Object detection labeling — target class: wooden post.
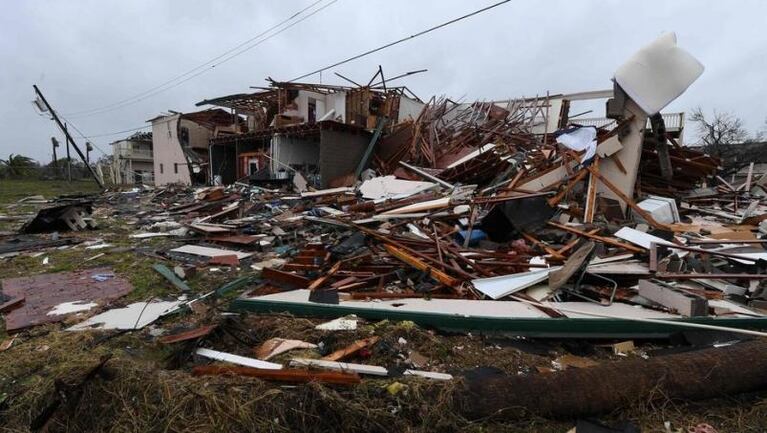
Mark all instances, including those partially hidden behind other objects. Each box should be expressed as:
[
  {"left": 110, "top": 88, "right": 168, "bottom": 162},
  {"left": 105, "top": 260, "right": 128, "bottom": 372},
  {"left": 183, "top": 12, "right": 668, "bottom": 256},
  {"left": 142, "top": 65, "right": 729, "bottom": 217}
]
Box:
[
  {"left": 50, "top": 137, "right": 58, "bottom": 169},
  {"left": 64, "top": 124, "right": 72, "bottom": 182}
]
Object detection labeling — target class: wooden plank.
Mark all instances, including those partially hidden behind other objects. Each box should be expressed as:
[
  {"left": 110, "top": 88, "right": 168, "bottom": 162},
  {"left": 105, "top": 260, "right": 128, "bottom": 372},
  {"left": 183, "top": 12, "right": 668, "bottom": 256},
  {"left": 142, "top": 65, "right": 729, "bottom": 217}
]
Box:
[
  {"left": 192, "top": 365, "right": 360, "bottom": 385},
  {"left": 159, "top": 325, "right": 217, "bottom": 344},
  {"left": 308, "top": 262, "right": 341, "bottom": 291},
  {"left": 547, "top": 168, "right": 588, "bottom": 207},
  {"left": 207, "top": 235, "right": 263, "bottom": 245},
  {"left": 383, "top": 244, "right": 461, "bottom": 289},
  {"left": 403, "top": 370, "right": 453, "bottom": 380},
  {"left": 195, "top": 348, "right": 282, "bottom": 370},
  {"left": 547, "top": 222, "right": 644, "bottom": 254},
  {"left": 588, "top": 165, "right": 668, "bottom": 230},
  {"left": 0, "top": 296, "right": 25, "bottom": 313},
  {"left": 556, "top": 229, "right": 600, "bottom": 256},
  {"left": 584, "top": 159, "right": 599, "bottom": 223},
  {"left": 188, "top": 223, "right": 236, "bottom": 234},
  {"left": 745, "top": 162, "right": 755, "bottom": 191},
  {"left": 289, "top": 358, "right": 388, "bottom": 376},
  {"left": 262, "top": 267, "right": 311, "bottom": 289},
  {"left": 322, "top": 336, "right": 380, "bottom": 362},
  {"left": 521, "top": 232, "right": 565, "bottom": 260}
]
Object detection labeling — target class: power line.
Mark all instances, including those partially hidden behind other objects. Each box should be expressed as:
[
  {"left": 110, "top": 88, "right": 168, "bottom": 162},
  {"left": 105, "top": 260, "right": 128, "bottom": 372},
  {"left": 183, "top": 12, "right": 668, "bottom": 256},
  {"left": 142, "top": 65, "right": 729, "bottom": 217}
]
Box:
[
  {"left": 79, "top": 114, "right": 182, "bottom": 139},
  {"left": 80, "top": 124, "right": 152, "bottom": 139},
  {"left": 59, "top": 1, "right": 508, "bottom": 141},
  {"left": 64, "top": 0, "right": 335, "bottom": 119},
  {"left": 289, "top": 0, "right": 511, "bottom": 82},
  {"left": 64, "top": 0, "right": 327, "bottom": 117},
  {"left": 57, "top": 113, "right": 110, "bottom": 156}
]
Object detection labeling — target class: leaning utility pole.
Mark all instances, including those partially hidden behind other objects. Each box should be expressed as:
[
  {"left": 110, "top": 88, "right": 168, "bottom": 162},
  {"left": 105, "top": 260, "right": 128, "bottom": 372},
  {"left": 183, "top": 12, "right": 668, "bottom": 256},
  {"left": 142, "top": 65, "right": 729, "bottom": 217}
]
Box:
[
  {"left": 33, "top": 85, "right": 103, "bottom": 188},
  {"left": 50, "top": 137, "right": 58, "bottom": 168},
  {"left": 64, "top": 123, "right": 72, "bottom": 182}
]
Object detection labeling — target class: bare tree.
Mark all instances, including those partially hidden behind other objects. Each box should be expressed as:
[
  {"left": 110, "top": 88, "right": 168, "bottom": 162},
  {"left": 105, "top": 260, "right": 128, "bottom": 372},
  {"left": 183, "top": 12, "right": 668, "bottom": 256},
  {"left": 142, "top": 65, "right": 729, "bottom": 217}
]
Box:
[
  {"left": 689, "top": 107, "right": 748, "bottom": 158},
  {"left": 757, "top": 117, "right": 767, "bottom": 141}
]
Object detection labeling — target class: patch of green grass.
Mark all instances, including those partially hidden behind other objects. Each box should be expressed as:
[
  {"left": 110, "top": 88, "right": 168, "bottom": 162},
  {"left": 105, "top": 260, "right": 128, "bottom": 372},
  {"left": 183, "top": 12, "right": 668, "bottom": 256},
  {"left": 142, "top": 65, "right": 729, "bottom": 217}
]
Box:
[
  {"left": 0, "top": 179, "right": 101, "bottom": 205},
  {"left": 113, "top": 252, "right": 175, "bottom": 302}
]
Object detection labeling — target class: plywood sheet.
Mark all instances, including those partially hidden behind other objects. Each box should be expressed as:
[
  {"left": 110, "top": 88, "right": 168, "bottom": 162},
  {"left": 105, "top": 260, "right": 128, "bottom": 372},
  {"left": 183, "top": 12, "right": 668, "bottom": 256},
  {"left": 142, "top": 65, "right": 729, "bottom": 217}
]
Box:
[{"left": 0, "top": 267, "right": 132, "bottom": 331}]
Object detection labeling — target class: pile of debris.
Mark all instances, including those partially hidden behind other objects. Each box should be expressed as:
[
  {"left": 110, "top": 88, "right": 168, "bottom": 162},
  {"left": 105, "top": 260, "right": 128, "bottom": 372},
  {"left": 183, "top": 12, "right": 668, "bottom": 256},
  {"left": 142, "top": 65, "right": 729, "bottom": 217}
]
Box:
[{"left": 2, "top": 32, "right": 767, "bottom": 431}]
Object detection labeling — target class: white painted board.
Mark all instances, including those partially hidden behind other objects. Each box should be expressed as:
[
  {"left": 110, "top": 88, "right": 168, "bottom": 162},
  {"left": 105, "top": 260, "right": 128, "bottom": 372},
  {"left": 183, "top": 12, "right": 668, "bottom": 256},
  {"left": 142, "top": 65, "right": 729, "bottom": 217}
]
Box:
[
  {"left": 170, "top": 245, "right": 253, "bottom": 260},
  {"left": 472, "top": 268, "right": 560, "bottom": 300},
  {"left": 196, "top": 348, "right": 283, "bottom": 370},
  {"left": 289, "top": 358, "right": 388, "bottom": 376}
]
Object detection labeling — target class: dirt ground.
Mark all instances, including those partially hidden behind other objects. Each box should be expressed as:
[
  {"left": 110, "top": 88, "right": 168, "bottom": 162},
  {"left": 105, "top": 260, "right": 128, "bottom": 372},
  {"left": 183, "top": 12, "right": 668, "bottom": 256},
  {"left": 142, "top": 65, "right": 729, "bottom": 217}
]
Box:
[{"left": 1, "top": 180, "right": 766, "bottom": 433}]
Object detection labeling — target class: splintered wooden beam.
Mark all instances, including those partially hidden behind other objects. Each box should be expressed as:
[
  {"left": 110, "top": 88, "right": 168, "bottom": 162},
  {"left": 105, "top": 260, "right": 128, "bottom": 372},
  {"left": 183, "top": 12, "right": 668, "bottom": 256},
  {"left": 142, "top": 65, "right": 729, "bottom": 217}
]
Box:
[
  {"left": 584, "top": 159, "right": 600, "bottom": 223},
  {"left": 159, "top": 325, "right": 217, "bottom": 344},
  {"left": 355, "top": 224, "right": 475, "bottom": 281},
  {"left": 587, "top": 165, "right": 668, "bottom": 230},
  {"left": 383, "top": 244, "right": 463, "bottom": 291},
  {"left": 547, "top": 222, "right": 644, "bottom": 254},
  {"left": 521, "top": 232, "right": 565, "bottom": 260},
  {"left": 716, "top": 175, "right": 736, "bottom": 192},
  {"left": 548, "top": 167, "right": 588, "bottom": 207},
  {"left": 501, "top": 168, "right": 527, "bottom": 192},
  {"left": 191, "top": 366, "right": 361, "bottom": 385},
  {"left": 744, "top": 162, "right": 755, "bottom": 191},
  {"left": 322, "top": 336, "right": 380, "bottom": 362},
  {"left": 308, "top": 261, "right": 341, "bottom": 291},
  {"left": 556, "top": 229, "right": 600, "bottom": 256},
  {"left": 262, "top": 267, "right": 311, "bottom": 289}
]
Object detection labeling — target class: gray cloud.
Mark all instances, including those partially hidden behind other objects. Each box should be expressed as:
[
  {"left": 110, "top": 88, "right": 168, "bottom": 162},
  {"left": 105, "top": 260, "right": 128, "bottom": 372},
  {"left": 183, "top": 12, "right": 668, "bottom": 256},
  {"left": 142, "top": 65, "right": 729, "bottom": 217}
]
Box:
[{"left": 1, "top": 0, "right": 766, "bottom": 163}]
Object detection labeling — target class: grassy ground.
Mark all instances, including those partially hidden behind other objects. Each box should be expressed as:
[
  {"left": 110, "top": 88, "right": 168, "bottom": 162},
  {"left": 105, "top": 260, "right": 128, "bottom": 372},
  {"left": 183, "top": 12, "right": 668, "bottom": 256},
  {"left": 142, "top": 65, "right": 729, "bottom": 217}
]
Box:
[
  {"left": 0, "top": 179, "right": 101, "bottom": 203},
  {"left": 1, "top": 180, "right": 766, "bottom": 432}
]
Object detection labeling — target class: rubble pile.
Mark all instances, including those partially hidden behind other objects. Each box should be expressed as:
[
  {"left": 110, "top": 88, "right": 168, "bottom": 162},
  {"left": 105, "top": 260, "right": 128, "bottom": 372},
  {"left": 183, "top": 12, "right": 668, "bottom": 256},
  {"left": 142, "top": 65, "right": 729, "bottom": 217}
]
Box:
[{"left": 2, "top": 32, "right": 767, "bottom": 431}]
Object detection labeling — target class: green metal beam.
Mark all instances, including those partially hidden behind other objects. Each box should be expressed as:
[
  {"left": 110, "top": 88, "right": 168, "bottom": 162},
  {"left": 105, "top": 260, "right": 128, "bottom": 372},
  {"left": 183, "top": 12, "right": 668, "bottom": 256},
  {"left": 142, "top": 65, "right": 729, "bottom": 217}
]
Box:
[
  {"left": 229, "top": 297, "right": 767, "bottom": 339},
  {"left": 152, "top": 264, "right": 191, "bottom": 292},
  {"left": 216, "top": 276, "right": 254, "bottom": 297},
  {"left": 354, "top": 117, "right": 388, "bottom": 178}
]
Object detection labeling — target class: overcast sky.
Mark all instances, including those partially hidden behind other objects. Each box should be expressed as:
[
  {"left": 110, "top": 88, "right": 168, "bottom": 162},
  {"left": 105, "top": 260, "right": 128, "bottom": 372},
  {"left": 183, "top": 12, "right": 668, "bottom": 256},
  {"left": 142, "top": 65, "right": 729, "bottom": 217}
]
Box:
[{"left": 1, "top": 0, "right": 766, "bottom": 163}]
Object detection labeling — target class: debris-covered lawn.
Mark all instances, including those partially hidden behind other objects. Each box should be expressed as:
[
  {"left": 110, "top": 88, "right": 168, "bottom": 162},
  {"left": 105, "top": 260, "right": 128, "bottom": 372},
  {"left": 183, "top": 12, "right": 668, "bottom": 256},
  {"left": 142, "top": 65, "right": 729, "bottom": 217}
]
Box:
[{"left": 1, "top": 176, "right": 766, "bottom": 433}]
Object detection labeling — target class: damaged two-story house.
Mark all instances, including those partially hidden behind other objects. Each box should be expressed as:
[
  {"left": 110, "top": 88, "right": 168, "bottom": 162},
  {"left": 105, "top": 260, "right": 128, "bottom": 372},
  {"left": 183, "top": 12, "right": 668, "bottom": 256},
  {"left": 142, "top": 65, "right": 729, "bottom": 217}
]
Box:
[
  {"left": 196, "top": 79, "right": 424, "bottom": 187},
  {"left": 110, "top": 131, "right": 154, "bottom": 185},
  {"left": 148, "top": 109, "right": 244, "bottom": 186}
]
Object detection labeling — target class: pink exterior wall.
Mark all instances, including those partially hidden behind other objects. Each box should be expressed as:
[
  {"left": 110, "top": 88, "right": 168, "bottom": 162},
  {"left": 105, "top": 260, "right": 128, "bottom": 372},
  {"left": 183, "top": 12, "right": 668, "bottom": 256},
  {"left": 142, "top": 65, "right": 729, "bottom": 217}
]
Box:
[{"left": 151, "top": 114, "right": 192, "bottom": 185}]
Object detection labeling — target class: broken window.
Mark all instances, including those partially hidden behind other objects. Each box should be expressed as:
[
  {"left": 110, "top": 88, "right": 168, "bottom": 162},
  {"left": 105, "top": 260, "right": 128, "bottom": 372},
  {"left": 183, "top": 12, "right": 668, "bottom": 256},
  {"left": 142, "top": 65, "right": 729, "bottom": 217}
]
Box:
[
  {"left": 308, "top": 98, "right": 317, "bottom": 124},
  {"left": 179, "top": 126, "right": 190, "bottom": 147}
]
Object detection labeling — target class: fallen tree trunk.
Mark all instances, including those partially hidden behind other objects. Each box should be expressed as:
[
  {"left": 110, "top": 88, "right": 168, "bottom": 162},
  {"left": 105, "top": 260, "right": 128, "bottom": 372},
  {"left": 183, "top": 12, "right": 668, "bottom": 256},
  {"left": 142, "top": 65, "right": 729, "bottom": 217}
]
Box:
[{"left": 458, "top": 339, "right": 767, "bottom": 419}]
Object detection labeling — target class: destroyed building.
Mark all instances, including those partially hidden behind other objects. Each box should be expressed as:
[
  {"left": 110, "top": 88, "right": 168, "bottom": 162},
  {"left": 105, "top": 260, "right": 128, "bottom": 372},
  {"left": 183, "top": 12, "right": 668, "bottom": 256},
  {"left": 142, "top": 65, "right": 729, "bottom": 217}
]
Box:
[
  {"left": 197, "top": 80, "right": 424, "bottom": 187},
  {"left": 5, "top": 31, "right": 767, "bottom": 432}
]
